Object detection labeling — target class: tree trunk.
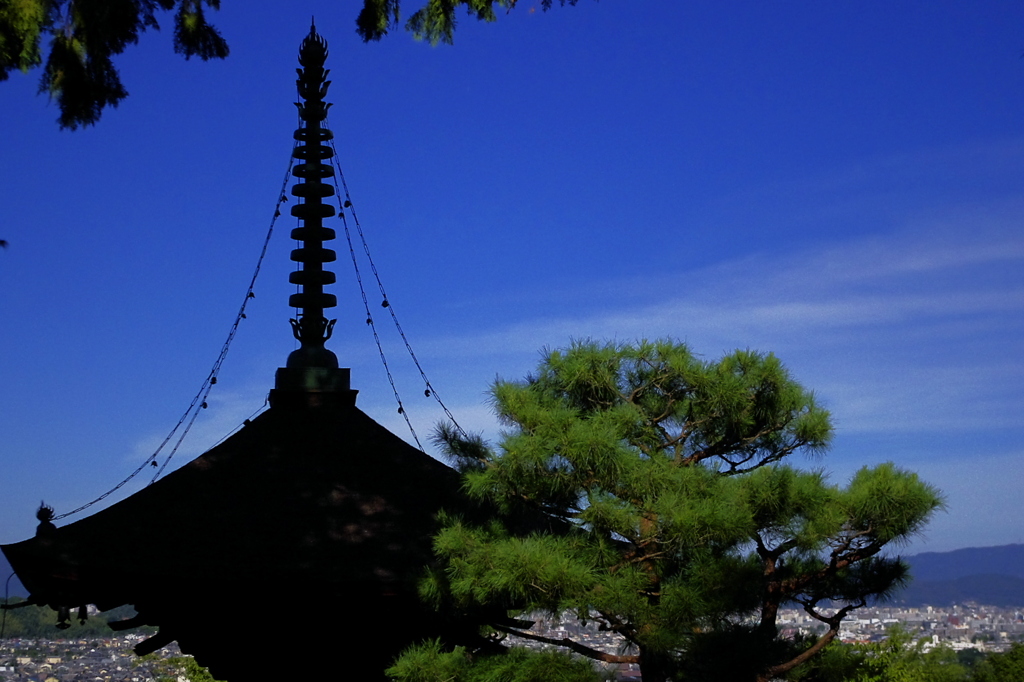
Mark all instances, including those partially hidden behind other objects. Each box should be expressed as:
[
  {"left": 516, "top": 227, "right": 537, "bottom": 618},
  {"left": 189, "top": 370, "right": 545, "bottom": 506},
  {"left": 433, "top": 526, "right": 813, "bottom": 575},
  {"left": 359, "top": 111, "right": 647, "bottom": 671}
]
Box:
[{"left": 638, "top": 648, "right": 671, "bottom": 682}]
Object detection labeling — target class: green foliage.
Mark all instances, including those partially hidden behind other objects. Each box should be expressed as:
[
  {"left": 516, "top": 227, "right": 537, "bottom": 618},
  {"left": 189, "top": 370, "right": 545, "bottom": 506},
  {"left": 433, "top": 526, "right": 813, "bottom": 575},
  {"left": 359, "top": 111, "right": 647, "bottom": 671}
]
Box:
[
  {"left": 794, "top": 625, "right": 970, "bottom": 682},
  {"left": 971, "top": 643, "right": 1024, "bottom": 682},
  {"left": 3, "top": 0, "right": 585, "bottom": 128},
  {"left": 166, "top": 655, "right": 225, "bottom": 682},
  {"left": 0, "top": 598, "right": 154, "bottom": 638},
  {"left": 138, "top": 654, "right": 223, "bottom": 682},
  {"left": 1, "top": 0, "right": 227, "bottom": 128},
  {"left": 0, "top": 0, "right": 46, "bottom": 79},
  {"left": 387, "top": 639, "right": 604, "bottom": 682},
  {"left": 357, "top": 0, "right": 584, "bottom": 45},
  {"left": 956, "top": 647, "right": 986, "bottom": 669},
  {"left": 406, "top": 340, "right": 944, "bottom": 682}
]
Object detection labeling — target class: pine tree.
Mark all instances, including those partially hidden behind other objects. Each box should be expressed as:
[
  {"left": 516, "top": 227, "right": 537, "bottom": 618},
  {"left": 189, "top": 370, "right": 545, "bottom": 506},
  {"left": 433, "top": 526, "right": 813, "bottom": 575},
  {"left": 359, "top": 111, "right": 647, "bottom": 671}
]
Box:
[{"left": 392, "top": 340, "right": 944, "bottom": 682}]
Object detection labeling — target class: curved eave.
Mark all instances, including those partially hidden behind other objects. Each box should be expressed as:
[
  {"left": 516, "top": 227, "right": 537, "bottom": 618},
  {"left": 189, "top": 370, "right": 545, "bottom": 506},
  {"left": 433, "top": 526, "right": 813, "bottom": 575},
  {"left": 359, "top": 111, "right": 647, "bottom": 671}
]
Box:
[{"left": 1, "top": 402, "right": 464, "bottom": 612}]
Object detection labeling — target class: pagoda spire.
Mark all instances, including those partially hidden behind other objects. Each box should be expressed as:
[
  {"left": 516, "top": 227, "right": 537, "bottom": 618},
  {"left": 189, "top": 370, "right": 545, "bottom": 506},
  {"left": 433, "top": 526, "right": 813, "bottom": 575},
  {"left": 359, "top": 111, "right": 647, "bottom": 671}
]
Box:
[
  {"left": 273, "top": 22, "right": 355, "bottom": 406},
  {"left": 287, "top": 20, "right": 339, "bottom": 369}
]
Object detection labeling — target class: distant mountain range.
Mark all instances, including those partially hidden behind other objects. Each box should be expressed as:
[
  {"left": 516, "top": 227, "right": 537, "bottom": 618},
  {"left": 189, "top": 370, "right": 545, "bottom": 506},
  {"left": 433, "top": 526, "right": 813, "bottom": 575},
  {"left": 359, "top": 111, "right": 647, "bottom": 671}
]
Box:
[
  {"left": 905, "top": 544, "right": 1024, "bottom": 581},
  {"left": 890, "top": 544, "right": 1024, "bottom": 607},
  {"left": 3, "top": 544, "right": 1023, "bottom": 607}
]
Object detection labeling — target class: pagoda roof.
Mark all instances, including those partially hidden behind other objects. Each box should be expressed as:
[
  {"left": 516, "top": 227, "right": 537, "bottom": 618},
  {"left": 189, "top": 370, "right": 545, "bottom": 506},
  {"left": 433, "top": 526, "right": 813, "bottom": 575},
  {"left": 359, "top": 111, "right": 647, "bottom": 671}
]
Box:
[{"left": 3, "top": 399, "right": 463, "bottom": 613}]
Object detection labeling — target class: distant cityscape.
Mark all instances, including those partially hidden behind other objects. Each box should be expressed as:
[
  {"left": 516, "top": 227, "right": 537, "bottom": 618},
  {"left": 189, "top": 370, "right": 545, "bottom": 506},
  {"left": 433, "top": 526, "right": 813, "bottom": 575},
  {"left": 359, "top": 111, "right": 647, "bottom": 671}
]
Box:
[
  {"left": 0, "top": 635, "right": 187, "bottom": 681},
  {"left": 518, "top": 603, "right": 1024, "bottom": 655},
  {"left": 2, "top": 544, "right": 1023, "bottom": 680},
  {"left": 1, "top": 601, "right": 1023, "bottom": 681},
  {"left": 511, "top": 603, "right": 1024, "bottom": 681}
]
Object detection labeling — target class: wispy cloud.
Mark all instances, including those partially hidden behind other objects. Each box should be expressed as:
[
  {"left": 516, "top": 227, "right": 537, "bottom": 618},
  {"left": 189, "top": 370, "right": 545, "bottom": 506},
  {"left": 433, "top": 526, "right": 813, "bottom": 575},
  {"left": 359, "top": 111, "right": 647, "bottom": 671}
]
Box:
[
  {"left": 886, "top": 448, "right": 1024, "bottom": 553},
  {"left": 127, "top": 385, "right": 269, "bottom": 480},
  {"left": 373, "top": 210, "right": 1022, "bottom": 553},
  {"left": 404, "top": 214, "right": 1024, "bottom": 441}
]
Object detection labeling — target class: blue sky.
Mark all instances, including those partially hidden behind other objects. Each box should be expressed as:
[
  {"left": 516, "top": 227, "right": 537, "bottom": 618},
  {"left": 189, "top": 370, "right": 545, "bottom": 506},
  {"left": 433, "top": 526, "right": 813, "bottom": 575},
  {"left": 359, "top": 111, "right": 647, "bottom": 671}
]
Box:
[{"left": 1, "top": 1, "right": 1022, "bottom": 554}]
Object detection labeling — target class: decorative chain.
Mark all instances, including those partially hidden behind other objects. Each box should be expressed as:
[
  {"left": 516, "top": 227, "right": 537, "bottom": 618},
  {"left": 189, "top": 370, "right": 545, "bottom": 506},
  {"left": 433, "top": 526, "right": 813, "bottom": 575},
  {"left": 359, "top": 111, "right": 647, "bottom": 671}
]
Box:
[
  {"left": 51, "top": 144, "right": 297, "bottom": 521},
  {"left": 325, "top": 118, "right": 467, "bottom": 444}
]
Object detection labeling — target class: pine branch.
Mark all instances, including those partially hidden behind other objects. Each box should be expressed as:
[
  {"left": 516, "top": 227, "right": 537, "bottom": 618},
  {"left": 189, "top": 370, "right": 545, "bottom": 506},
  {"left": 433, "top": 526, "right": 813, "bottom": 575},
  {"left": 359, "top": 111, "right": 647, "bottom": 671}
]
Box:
[
  {"left": 759, "top": 621, "right": 843, "bottom": 682},
  {"left": 593, "top": 609, "right": 639, "bottom": 643},
  {"left": 493, "top": 624, "right": 638, "bottom": 664}
]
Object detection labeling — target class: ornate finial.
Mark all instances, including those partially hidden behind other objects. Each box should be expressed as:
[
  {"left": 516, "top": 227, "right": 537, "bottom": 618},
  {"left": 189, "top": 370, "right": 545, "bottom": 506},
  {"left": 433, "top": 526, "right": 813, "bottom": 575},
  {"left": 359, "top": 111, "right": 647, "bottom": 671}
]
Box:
[
  {"left": 286, "top": 24, "right": 338, "bottom": 370},
  {"left": 272, "top": 27, "right": 357, "bottom": 407},
  {"left": 36, "top": 501, "right": 56, "bottom": 536},
  {"left": 36, "top": 502, "right": 54, "bottom": 523},
  {"left": 299, "top": 18, "right": 328, "bottom": 70}
]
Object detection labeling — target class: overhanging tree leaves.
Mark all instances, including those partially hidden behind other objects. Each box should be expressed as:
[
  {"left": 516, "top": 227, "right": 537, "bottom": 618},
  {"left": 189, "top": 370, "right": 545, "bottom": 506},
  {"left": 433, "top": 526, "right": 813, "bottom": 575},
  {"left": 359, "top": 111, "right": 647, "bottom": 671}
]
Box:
[
  {"left": 2, "top": 0, "right": 582, "bottom": 129},
  {"left": 392, "top": 340, "right": 944, "bottom": 682},
  {"left": 1, "top": 0, "right": 228, "bottom": 129},
  {"left": 356, "top": 0, "right": 581, "bottom": 45}
]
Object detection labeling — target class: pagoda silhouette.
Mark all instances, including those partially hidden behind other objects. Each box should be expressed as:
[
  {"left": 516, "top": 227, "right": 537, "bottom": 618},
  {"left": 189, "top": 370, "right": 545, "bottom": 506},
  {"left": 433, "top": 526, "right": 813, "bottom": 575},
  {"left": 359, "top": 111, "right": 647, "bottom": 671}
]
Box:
[{"left": 2, "top": 25, "right": 480, "bottom": 681}]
